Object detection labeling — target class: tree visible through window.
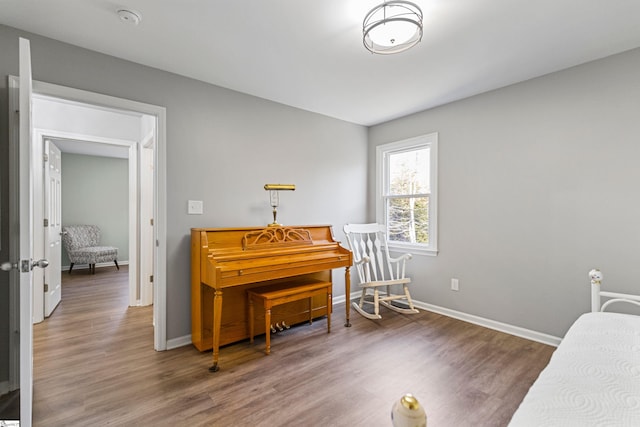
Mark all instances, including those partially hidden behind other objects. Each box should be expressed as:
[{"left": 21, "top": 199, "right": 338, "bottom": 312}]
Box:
[
  {"left": 377, "top": 133, "right": 438, "bottom": 255},
  {"left": 387, "top": 148, "right": 430, "bottom": 244}
]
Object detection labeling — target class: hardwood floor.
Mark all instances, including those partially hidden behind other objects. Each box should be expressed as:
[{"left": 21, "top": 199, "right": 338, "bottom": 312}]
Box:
[{"left": 33, "top": 267, "right": 554, "bottom": 426}]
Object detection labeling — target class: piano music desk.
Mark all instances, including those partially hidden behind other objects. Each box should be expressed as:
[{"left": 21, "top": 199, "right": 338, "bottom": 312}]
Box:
[{"left": 248, "top": 279, "right": 332, "bottom": 355}]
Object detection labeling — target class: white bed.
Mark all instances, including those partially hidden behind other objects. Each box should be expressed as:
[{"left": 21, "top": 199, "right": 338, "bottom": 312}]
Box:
[{"left": 508, "top": 269, "right": 640, "bottom": 427}]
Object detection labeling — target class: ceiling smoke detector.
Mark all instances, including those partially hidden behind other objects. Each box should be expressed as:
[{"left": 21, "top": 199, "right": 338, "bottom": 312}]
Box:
[{"left": 117, "top": 9, "right": 142, "bottom": 25}]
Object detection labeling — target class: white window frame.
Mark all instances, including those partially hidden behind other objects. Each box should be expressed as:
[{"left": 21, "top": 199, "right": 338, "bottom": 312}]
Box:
[{"left": 376, "top": 132, "right": 438, "bottom": 256}]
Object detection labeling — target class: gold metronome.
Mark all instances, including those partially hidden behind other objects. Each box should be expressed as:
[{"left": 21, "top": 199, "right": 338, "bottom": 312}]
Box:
[{"left": 264, "top": 184, "right": 295, "bottom": 226}]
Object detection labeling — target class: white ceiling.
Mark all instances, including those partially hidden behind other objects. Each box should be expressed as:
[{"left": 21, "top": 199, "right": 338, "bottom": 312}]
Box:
[{"left": 2, "top": 0, "right": 640, "bottom": 126}]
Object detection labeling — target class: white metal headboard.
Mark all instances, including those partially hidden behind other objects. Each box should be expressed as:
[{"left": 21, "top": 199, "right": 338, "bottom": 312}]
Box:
[{"left": 589, "top": 269, "right": 640, "bottom": 312}]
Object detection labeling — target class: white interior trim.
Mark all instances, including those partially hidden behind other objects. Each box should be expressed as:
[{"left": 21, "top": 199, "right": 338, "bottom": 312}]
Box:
[
  {"left": 413, "top": 300, "right": 562, "bottom": 347},
  {"left": 31, "top": 129, "right": 140, "bottom": 314},
  {"left": 29, "top": 80, "right": 168, "bottom": 351},
  {"left": 127, "top": 142, "right": 138, "bottom": 307},
  {"left": 341, "top": 290, "right": 562, "bottom": 347},
  {"left": 168, "top": 290, "right": 562, "bottom": 350}
]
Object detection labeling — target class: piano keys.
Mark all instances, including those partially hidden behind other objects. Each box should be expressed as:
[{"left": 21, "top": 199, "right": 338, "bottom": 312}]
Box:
[{"left": 191, "top": 225, "right": 352, "bottom": 372}]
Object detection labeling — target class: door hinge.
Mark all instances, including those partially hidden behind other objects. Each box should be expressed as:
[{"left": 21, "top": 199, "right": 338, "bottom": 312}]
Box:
[
  {"left": 150, "top": 218, "right": 154, "bottom": 226},
  {"left": 44, "top": 218, "right": 49, "bottom": 227},
  {"left": 44, "top": 283, "right": 49, "bottom": 292},
  {"left": 150, "top": 275, "right": 154, "bottom": 283},
  {"left": 43, "top": 153, "right": 49, "bottom": 162}
]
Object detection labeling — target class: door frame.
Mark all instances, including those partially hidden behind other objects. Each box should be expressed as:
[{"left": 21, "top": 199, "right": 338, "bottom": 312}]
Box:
[
  {"left": 32, "top": 129, "right": 140, "bottom": 321},
  {"left": 9, "top": 76, "right": 168, "bottom": 353}
]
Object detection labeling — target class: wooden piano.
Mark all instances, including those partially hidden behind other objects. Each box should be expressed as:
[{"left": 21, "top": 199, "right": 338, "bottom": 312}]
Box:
[{"left": 191, "top": 225, "right": 352, "bottom": 372}]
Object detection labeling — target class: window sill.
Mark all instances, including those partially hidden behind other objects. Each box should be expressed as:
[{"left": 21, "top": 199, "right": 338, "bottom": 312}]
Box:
[{"left": 388, "top": 242, "right": 438, "bottom": 257}]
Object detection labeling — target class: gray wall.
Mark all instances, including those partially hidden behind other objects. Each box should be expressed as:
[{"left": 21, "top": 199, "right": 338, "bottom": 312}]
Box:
[
  {"left": 369, "top": 47, "right": 640, "bottom": 337},
  {"left": 61, "top": 153, "right": 129, "bottom": 267},
  {"left": 0, "top": 22, "right": 368, "bottom": 360},
  {"left": 2, "top": 22, "right": 638, "bottom": 379}
]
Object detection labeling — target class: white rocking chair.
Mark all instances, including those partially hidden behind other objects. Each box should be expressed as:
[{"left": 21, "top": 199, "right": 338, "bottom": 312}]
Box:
[{"left": 343, "top": 223, "right": 419, "bottom": 320}]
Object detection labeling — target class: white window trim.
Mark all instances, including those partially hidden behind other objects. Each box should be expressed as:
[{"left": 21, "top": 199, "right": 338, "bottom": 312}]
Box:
[{"left": 376, "top": 132, "right": 438, "bottom": 256}]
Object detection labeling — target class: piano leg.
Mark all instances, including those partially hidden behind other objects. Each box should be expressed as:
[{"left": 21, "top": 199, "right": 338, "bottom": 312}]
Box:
[
  {"left": 344, "top": 266, "right": 352, "bottom": 327},
  {"left": 327, "top": 291, "right": 332, "bottom": 333},
  {"left": 249, "top": 297, "right": 255, "bottom": 343},
  {"left": 209, "top": 289, "right": 223, "bottom": 372},
  {"left": 265, "top": 307, "right": 272, "bottom": 355}
]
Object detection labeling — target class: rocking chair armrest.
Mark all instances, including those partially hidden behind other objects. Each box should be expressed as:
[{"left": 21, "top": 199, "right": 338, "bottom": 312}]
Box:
[
  {"left": 354, "top": 255, "right": 371, "bottom": 266},
  {"left": 388, "top": 253, "right": 412, "bottom": 263}
]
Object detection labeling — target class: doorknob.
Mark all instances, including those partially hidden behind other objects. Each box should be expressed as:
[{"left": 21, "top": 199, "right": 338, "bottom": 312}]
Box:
[
  {"left": 32, "top": 259, "right": 49, "bottom": 270},
  {"left": 1, "top": 261, "right": 17, "bottom": 271},
  {"left": 1, "top": 259, "right": 49, "bottom": 272}
]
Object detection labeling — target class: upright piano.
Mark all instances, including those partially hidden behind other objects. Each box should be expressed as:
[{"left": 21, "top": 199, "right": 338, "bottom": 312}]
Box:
[{"left": 191, "top": 225, "right": 352, "bottom": 371}]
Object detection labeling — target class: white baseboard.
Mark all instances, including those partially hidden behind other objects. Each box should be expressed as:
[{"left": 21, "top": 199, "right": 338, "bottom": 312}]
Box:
[
  {"left": 411, "top": 300, "right": 561, "bottom": 347},
  {"left": 342, "top": 290, "right": 561, "bottom": 347},
  {"left": 331, "top": 293, "right": 349, "bottom": 306},
  {"left": 166, "top": 334, "right": 192, "bottom": 350},
  {"left": 167, "top": 293, "right": 359, "bottom": 350},
  {"left": 165, "top": 291, "right": 561, "bottom": 351}
]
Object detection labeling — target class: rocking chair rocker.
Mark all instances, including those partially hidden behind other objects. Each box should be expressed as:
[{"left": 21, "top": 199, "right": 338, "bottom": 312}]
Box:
[{"left": 343, "top": 223, "right": 419, "bottom": 320}]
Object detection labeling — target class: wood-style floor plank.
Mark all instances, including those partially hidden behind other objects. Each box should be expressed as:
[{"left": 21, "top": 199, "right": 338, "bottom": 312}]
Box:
[{"left": 33, "top": 266, "right": 554, "bottom": 426}]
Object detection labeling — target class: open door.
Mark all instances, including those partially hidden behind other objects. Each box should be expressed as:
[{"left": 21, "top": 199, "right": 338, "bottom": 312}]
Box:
[
  {"left": 16, "top": 35, "right": 36, "bottom": 427},
  {"left": 44, "top": 139, "right": 62, "bottom": 316},
  {"left": 2, "top": 37, "right": 49, "bottom": 427},
  {"left": 140, "top": 144, "right": 154, "bottom": 306}
]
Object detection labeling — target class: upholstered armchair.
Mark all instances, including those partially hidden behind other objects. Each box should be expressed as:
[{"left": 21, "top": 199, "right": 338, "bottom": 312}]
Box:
[{"left": 61, "top": 225, "right": 119, "bottom": 274}]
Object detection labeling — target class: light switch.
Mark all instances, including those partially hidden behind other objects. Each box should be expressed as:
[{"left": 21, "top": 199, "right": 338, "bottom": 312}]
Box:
[{"left": 188, "top": 200, "right": 203, "bottom": 215}]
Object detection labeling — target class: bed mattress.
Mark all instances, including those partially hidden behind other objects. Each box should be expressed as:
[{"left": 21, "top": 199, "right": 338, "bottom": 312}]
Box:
[{"left": 509, "top": 312, "right": 640, "bottom": 426}]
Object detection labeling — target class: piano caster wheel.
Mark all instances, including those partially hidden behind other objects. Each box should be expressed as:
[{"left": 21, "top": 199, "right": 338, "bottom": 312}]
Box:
[
  {"left": 282, "top": 321, "right": 290, "bottom": 330},
  {"left": 209, "top": 363, "right": 220, "bottom": 373},
  {"left": 276, "top": 322, "right": 284, "bottom": 332},
  {"left": 270, "top": 324, "right": 277, "bottom": 334},
  {"left": 345, "top": 321, "right": 352, "bottom": 327}
]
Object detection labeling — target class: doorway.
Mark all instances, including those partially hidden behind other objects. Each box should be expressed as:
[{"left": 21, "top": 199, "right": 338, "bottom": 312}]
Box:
[
  {"left": 26, "top": 80, "right": 167, "bottom": 350},
  {"left": 6, "top": 62, "right": 167, "bottom": 425},
  {"left": 31, "top": 130, "right": 147, "bottom": 321}
]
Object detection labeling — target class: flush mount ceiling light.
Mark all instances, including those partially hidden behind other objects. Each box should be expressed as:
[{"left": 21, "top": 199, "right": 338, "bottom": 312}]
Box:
[
  {"left": 363, "top": 1, "right": 423, "bottom": 55},
  {"left": 117, "top": 8, "right": 142, "bottom": 26}
]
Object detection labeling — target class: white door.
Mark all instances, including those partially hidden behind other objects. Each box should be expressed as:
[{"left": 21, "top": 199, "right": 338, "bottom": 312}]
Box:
[
  {"left": 17, "top": 36, "right": 35, "bottom": 427},
  {"left": 44, "top": 140, "right": 62, "bottom": 316},
  {"left": 1, "top": 36, "right": 49, "bottom": 427},
  {"left": 140, "top": 145, "right": 154, "bottom": 306},
  {"left": 3, "top": 36, "right": 48, "bottom": 427}
]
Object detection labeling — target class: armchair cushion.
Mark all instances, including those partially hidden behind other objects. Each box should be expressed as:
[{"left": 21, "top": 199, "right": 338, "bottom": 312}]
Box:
[{"left": 62, "top": 225, "right": 119, "bottom": 272}]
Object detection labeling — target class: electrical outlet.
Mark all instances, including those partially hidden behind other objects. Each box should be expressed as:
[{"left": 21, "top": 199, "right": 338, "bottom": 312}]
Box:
[{"left": 451, "top": 278, "right": 459, "bottom": 291}]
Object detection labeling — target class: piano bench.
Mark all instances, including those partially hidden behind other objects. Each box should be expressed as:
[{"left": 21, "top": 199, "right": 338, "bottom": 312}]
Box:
[{"left": 247, "top": 280, "right": 332, "bottom": 355}]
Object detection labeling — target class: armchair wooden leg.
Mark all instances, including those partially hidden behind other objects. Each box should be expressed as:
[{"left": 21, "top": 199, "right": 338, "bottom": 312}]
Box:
[
  {"left": 68, "top": 263, "right": 74, "bottom": 274},
  {"left": 114, "top": 260, "right": 120, "bottom": 270}
]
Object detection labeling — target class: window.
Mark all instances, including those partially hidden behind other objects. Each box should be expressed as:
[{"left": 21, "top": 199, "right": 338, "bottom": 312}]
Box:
[{"left": 376, "top": 133, "right": 438, "bottom": 255}]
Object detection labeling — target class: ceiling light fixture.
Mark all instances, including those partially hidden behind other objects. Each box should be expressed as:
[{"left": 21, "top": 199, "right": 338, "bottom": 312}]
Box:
[
  {"left": 117, "top": 9, "right": 142, "bottom": 26},
  {"left": 363, "top": 1, "right": 423, "bottom": 55}
]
